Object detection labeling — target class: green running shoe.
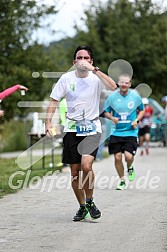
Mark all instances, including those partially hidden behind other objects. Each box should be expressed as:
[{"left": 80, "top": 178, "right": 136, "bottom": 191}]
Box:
[
  {"left": 73, "top": 206, "right": 89, "bottom": 221},
  {"left": 128, "top": 168, "right": 135, "bottom": 181},
  {"left": 116, "top": 180, "right": 126, "bottom": 190}
]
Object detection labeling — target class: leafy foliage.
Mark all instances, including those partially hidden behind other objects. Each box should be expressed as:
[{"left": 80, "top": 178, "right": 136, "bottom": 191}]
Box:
[
  {"left": 0, "top": 0, "right": 58, "bottom": 120},
  {"left": 1, "top": 0, "right": 167, "bottom": 122},
  {"left": 0, "top": 120, "right": 27, "bottom": 151},
  {"left": 72, "top": 0, "right": 167, "bottom": 101}
]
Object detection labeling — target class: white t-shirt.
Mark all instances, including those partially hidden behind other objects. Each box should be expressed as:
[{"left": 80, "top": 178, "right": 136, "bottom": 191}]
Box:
[{"left": 50, "top": 71, "right": 105, "bottom": 132}]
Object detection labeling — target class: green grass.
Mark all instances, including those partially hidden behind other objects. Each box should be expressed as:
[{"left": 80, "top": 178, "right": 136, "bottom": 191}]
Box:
[
  {"left": 0, "top": 154, "right": 62, "bottom": 198},
  {"left": 0, "top": 149, "right": 109, "bottom": 199}
]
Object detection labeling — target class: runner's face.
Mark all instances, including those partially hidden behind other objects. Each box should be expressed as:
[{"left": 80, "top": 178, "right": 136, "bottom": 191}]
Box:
[
  {"left": 118, "top": 76, "right": 131, "bottom": 92},
  {"left": 73, "top": 50, "right": 93, "bottom": 64}
]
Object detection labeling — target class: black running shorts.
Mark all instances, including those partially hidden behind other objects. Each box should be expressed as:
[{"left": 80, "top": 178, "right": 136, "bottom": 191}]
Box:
[
  {"left": 138, "top": 126, "right": 150, "bottom": 137},
  {"left": 108, "top": 135, "right": 138, "bottom": 156},
  {"left": 62, "top": 132, "right": 101, "bottom": 164}
]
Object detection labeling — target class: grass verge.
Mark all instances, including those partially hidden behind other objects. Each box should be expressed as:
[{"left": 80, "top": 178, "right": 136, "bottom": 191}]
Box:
[
  {"left": 0, "top": 150, "right": 109, "bottom": 199},
  {"left": 0, "top": 154, "right": 62, "bottom": 198}
]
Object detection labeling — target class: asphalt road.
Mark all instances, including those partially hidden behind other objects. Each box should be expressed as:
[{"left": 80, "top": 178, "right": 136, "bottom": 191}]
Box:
[{"left": 0, "top": 146, "right": 167, "bottom": 252}]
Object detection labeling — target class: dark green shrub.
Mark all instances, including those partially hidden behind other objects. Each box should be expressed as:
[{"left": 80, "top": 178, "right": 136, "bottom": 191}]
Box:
[{"left": 0, "top": 120, "right": 28, "bottom": 152}]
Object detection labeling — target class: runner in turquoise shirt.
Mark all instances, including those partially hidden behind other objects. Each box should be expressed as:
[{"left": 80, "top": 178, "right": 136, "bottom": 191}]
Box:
[
  {"left": 104, "top": 87, "right": 144, "bottom": 137},
  {"left": 104, "top": 74, "right": 145, "bottom": 190}
]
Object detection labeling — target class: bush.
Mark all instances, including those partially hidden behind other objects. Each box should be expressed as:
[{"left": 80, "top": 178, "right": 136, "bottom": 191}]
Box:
[{"left": 0, "top": 120, "right": 28, "bottom": 152}]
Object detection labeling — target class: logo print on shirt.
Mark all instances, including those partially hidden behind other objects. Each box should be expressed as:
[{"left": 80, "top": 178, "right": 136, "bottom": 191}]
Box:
[
  {"left": 128, "top": 101, "right": 134, "bottom": 109},
  {"left": 70, "top": 83, "right": 75, "bottom": 91}
]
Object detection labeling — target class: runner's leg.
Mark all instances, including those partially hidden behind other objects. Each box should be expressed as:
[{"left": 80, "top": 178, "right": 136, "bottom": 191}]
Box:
[{"left": 70, "top": 163, "right": 85, "bottom": 205}]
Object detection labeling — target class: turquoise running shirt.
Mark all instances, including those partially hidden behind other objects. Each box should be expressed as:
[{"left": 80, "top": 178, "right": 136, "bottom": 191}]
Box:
[{"left": 104, "top": 89, "right": 144, "bottom": 137}]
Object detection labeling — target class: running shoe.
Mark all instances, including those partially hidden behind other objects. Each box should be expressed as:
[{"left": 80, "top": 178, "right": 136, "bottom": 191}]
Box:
[
  {"left": 73, "top": 206, "right": 89, "bottom": 221},
  {"left": 128, "top": 168, "right": 135, "bottom": 181},
  {"left": 86, "top": 201, "right": 101, "bottom": 219},
  {"left": 116, "top": 180, "right": 126, "bottom": 190}
]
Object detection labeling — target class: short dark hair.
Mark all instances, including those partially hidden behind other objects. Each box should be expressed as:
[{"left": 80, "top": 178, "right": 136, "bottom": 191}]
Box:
[{"left": 73, "top": 45, "right": 93, "bottom": 60}]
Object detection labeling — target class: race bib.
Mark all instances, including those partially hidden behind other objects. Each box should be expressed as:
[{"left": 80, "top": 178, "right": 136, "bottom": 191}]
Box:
[
  {"left": 76, "top": 120, "right": 97, "bottom": 136},
  {"left": 118, "top": 112, "right": 131, "bottom": 123}
]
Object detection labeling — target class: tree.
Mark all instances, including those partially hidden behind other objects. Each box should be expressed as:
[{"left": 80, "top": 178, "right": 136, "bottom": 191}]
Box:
[
  {"left": 72, "top": 0, "right": 167, "bottom": 101},
  {"left": 0, "top": 0, "right": 58, "bottom": 120}
]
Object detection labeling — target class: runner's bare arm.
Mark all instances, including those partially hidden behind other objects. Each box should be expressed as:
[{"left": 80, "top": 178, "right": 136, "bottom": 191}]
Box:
[
  {"left": 104, "top": 112, "right": 119, "bottom": 124},
  {"left": 131, "top": 109, "right": 145, "bottom": 129},
  {"left": 94, "top": 70, "right": 117, "bottom": 90},
  {"left": 45, "top": 99, "right": 59, "bottom": 135}
]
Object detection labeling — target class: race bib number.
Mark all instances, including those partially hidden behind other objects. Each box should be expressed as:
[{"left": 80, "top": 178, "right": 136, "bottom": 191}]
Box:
[
  {"left": 118, "top": 113, "right": 131, "bottom": 123},
  {"left": 76, "top": 120, "right": 97, "bottom": 136}
]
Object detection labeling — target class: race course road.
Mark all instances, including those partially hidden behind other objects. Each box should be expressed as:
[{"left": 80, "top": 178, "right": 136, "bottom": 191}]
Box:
[{"left": 0, "top": 146, "right": 167, "bottom": 252}]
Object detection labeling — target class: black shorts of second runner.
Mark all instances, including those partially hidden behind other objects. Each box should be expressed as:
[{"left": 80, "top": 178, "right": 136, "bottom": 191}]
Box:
[
  {"left": 138, "top": 126, "right": 151, "bottom": 137},
  {"left": 62, "top": 132, "right": 101, "bottom": 164},
  {"left": 108, "top": 135, "right": 138, "bottom": 156}
]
